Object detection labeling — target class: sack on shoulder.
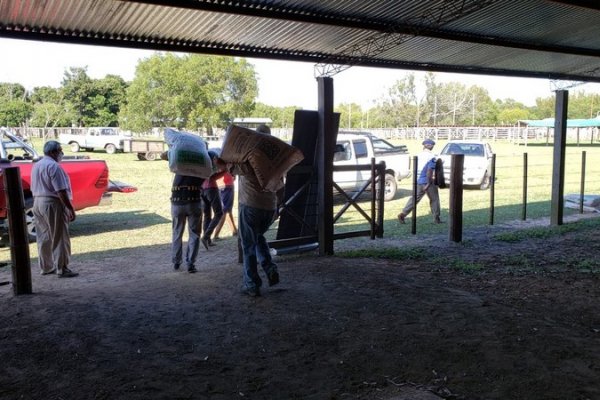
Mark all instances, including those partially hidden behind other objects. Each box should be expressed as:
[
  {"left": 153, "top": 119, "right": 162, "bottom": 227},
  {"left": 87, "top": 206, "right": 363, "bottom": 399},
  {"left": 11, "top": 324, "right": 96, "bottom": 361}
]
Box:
[{"left": 434, "top": 158, "right": 446, "bottom": 189}]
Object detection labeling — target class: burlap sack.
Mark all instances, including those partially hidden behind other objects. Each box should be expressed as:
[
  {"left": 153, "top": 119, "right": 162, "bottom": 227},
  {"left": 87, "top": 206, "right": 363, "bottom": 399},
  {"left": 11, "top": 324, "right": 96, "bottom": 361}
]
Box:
[
  {"left": 247, "top": 135, "right": 304, "bottom": 191},
  {"left": 221, "top": 124, "right": 304, "bottom": 192},
  {"left": 164, "top": 128, "right": 213, "bottom": 178},
  {"left": 220, "top": 125, "right": 256, "bottom": 163}
]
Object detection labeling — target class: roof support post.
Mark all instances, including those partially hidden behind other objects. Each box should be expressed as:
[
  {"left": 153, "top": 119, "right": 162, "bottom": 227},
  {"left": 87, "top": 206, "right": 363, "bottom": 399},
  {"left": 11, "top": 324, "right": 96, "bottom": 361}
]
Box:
[
  {"left": 317, "top": 76, "right": 335, "bottom": 255},
  {"left": 550, "top": 90, "right": 568, "bottom": 226}
]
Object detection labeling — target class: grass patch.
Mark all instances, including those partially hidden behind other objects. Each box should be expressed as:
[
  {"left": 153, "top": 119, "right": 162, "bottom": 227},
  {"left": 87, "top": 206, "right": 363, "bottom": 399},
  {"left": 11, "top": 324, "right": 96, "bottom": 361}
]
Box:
[
  {"left": 338, "top": 247, "right": 428, "bottom": 260},
  {"left": 573, "top": 259, "right": 600, "bottom": 274},
  {"left": 12, "top": 138, "right": 600, "bottom": 263},
  {"left": 494, "top": 217, "right": 600, "bottom": 243},
  {"left": 446, "top": 259, "right": 485, "bottom": 274}
]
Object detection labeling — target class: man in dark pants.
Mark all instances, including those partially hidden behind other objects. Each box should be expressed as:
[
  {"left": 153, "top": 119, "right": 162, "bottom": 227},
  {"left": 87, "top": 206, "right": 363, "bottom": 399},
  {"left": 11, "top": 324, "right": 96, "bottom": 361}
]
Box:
[
  {"left": 200, "top": 151, "right": 224, "bottom": 249},
  {"left": 170, "top": 173, "right": 204, "bottom": 273}
]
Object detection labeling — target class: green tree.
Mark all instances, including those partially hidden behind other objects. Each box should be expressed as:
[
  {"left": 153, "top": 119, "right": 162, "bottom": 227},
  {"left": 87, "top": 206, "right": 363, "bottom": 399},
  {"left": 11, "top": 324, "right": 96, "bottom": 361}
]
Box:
[
  {"left": 335, "top": 103, "right": 363, "bottom": 129},
  {"left": 29, "top": 86, "right": 72, "bottom": 127},
  {"left": 379, "top": 74, "right": 418, "bottom": 126},
  {"left": 0, "top": 83, "right": 31, "bottom": 127},
  {"left": 61, "top": 67, "right": 94, "bottom": 127},
  {"left": 251, "top": 103, "right": 298, "bottom": 128},
  {"left": 121, "top": 53, "right": 257, "bottom": 133},
  {"left": 88, "top": 74, "right": 128, "bottom": 126}
]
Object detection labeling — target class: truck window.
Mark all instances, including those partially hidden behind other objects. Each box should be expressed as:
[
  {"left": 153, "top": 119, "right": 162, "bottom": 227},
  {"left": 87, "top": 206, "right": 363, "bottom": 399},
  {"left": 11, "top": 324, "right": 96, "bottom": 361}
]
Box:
[
  {"left": 334, "top": 141, "right": 352, "bottom": 161},
  {"left": 353, "top": 140, "right": 368, "bottom": 159}
]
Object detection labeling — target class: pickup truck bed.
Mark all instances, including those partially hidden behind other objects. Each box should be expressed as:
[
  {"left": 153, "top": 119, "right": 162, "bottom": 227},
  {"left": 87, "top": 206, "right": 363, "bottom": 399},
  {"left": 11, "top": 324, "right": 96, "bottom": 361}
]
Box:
[{"left": 123, "top": 138, "right": 167, "bottom": 161}]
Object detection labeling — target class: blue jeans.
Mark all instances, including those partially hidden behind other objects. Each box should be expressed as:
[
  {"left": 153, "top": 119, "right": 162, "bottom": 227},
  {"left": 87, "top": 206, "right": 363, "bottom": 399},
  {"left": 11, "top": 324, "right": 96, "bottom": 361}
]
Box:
[{"left": 238, "top": 204, "right": 277, "bottom": 290}]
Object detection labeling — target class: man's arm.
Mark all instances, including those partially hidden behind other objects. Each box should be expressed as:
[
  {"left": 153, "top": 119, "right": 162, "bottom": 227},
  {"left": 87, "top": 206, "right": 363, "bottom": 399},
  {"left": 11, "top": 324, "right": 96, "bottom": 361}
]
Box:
[{"left": 56, "top": 189, "right": 76, "bottom": 222}]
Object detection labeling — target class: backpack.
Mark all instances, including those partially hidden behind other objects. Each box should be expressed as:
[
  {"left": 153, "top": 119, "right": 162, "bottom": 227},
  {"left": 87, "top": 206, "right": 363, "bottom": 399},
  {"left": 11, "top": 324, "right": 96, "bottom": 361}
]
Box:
[{"left": 434, "top": 158, "right": 446, "bottom": 189}]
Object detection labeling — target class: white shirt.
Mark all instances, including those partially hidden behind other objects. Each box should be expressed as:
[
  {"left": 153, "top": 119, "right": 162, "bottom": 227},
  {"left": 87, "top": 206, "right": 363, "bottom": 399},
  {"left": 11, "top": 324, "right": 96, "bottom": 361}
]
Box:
[{"left": 31, "top": 156, "right": 72, "bottom": 199}]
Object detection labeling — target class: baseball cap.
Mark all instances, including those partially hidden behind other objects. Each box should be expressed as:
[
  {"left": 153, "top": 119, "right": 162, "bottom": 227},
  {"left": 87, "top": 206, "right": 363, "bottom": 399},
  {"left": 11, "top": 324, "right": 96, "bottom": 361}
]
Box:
[{"left": 422, "top": 138, "right": 436, "bottom": 146}]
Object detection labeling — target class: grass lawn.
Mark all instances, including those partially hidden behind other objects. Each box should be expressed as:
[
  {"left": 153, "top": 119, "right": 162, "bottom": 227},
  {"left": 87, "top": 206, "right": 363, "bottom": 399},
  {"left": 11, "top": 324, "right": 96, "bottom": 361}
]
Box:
[{"left": 18, "top": 137, "right": 600, "bottom": 258}]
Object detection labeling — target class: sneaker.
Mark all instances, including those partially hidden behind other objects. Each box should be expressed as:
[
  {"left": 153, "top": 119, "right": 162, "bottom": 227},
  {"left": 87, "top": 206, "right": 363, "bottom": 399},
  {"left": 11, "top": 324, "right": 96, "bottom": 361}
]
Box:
[
  {"left": 187, "top": 265, "right": 198, "bottom": 273},
  {"left": 173, "top": 263, "right": 181, "bottom": 271},
  {"left": 58, "top": 267, "right": 78, "bottom": 278},
  {"left": 268, "top": 271, "right": 280, "bottom": 287},
  {"left": 397, "top": 213, "right": 406, "bottom": 224},
  {"left": 241, "top": 286, "right": 261, "bottom": 297},
  {"left": 201, "top": 237, "right": 210, "bottom": 250}
]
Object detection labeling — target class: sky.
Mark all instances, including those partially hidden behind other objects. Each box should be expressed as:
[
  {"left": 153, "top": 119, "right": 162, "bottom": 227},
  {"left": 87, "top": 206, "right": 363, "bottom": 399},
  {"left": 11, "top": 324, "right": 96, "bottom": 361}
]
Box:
[{"left": 3, "top": 37, "right": 600, "bottom": 110}]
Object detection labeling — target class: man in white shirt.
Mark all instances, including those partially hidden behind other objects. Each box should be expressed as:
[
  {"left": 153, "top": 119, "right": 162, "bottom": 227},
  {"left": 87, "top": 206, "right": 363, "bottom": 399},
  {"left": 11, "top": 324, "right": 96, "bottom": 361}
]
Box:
[
  {"left": 31, "top": 141, "right": 78, "bottom": 277},
  {"left": 397, "top": 138, "right": 442, "bottom": 224}
]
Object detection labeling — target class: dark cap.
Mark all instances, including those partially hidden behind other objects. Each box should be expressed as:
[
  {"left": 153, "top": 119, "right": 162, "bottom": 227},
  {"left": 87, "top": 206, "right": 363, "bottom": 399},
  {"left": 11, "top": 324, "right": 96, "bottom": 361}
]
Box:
[
  {"left": 422, "top": 138, "right": 436, "bottom": 146},
  {"left": 207, "top": 150, "right": 219, "bottom": 159}
]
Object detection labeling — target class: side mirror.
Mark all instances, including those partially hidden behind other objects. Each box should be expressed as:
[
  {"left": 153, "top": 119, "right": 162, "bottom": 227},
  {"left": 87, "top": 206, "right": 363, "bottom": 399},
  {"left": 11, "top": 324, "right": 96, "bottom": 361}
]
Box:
[{"left": 334, "top": 144, "right": 345, "bottom": 154}]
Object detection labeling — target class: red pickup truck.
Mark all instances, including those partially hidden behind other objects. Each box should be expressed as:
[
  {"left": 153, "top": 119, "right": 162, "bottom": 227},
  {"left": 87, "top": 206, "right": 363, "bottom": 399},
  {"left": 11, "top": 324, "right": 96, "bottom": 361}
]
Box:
[{"left": 0, "top": 128, "right": 136, "bottom": 244}]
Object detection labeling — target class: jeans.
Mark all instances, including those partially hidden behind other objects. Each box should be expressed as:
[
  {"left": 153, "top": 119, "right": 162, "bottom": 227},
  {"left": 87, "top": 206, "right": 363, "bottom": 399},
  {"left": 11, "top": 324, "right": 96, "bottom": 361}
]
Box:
[
  {"left": 238, "top": 204, "right": 277, "bottom": 290},
  {"left": 171, "top": 201, "right": 202, "bottom": 267}
]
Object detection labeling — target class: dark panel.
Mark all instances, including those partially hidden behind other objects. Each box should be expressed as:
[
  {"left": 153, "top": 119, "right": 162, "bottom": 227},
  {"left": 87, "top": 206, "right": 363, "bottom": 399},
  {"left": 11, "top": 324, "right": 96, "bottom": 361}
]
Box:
[{"left": 276, "top": 110, "right": 319, "bottom": 241}]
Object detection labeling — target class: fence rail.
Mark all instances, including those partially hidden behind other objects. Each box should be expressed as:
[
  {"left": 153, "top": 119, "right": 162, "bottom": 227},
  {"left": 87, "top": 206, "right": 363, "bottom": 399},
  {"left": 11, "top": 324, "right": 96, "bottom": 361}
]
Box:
[{"left": 11, "top": 125, "right": 600, "bottom": 145}]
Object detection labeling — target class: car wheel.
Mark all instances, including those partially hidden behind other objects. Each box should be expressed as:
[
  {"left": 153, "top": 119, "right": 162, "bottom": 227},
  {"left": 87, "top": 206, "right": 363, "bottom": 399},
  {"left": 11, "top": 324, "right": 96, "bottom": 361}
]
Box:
[
  {"left": 480, "top": 171, "right": 491, "bottom": 190},
  {"left": 2, "top": 207, "right": 37, "bottom": 244},
  {"left": 145, "top": 152, "right": 158, "bottom": 161},
  {"left": 105, "top": 144, "right": 117, "bottom": 154},
  {"left": 383, "top": 173, "right": 397, "bottom": 201},
  {"left": 137, "top": 153, "right": 147, "bottom": 161},
  {"left": 70, "top": 142, "right": 80, "bottom": 152},
  {"left": 24, "top": 208, "right": 37, "bottom": 242}
]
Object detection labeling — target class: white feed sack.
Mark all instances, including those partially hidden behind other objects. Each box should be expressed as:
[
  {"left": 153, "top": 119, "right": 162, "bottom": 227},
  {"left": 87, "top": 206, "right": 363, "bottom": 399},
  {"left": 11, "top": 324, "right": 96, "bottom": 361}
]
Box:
[
  {"left": 164, "top": 128, "right": 213, "bottom": 178},
  {"left": 221, "top": 125, "right": 304, "bottom": 192}
]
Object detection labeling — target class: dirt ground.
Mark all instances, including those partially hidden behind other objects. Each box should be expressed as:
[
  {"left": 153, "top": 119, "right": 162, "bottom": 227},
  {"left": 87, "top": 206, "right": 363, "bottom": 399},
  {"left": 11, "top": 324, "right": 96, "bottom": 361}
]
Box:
[{"left": 1, "top": 214, "right": 600, "bottom": 400}]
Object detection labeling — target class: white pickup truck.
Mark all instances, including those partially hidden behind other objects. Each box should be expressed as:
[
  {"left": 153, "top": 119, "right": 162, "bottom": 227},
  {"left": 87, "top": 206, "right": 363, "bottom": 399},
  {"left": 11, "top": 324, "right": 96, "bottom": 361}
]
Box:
[
  {"left": 59, "top": 127, "right": 131, "bottom": 154},
  {"left": 334, "top": 132, "right": 411, "bottom": 201}
]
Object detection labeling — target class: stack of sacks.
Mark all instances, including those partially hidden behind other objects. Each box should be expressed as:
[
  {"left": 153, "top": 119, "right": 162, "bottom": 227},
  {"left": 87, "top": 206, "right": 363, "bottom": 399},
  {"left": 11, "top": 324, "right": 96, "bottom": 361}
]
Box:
[
  {"left": 164, "top": 128, "right": 213, "bottom": 178},
  {"left": 221, "top": 125, "right": 304, "bottom": 192}
]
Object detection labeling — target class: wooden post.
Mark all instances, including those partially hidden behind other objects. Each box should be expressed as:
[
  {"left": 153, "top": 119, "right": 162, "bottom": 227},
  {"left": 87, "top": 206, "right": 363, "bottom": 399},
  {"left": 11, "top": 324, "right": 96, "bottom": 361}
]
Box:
[
  {"left": 489, "top": 153, "right": 496, "bottom": 225},
  {"left": 551, "top": 90, "right": 568, "bottom": 226},
  {"left": 4, "top": 167, "right": 32, "bottom": 295},
  {"left": 376, "top": 162, "right": 385, "bottom": 238},
  {"left": 449, "top": 154, "right": 464, "bottom": 243},
  {"left": 522, "top": 153, "right": 528, "bottom": 221},
  {"left": 580, "top": 151, "right": 586, "bottom": 214},
  {"left": 410, "top": 156, "right": 418, "bottom": 235},
  {"left": 370, "top": 157, "right": 376, "bottom": 240}
]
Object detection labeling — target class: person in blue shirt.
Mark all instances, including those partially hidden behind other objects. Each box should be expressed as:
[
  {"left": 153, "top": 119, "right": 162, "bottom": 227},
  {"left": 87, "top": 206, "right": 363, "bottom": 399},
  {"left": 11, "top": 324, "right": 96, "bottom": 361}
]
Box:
[{"left": 397, "top": 138, "right": 442, "bottom": 224}]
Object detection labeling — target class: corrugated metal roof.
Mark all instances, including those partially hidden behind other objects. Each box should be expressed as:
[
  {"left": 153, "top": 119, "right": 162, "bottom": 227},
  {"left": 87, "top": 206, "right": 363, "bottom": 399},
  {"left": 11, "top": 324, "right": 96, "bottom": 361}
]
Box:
[{"left": 1, "top": 0, "right": 600, "bottom": 82}]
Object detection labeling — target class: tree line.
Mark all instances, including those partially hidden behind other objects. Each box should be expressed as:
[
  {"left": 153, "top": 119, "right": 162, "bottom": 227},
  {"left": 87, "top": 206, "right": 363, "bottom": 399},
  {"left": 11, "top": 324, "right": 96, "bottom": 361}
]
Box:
[{"left": 2, "top": 53, "right": 600, "bottom": 133}]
